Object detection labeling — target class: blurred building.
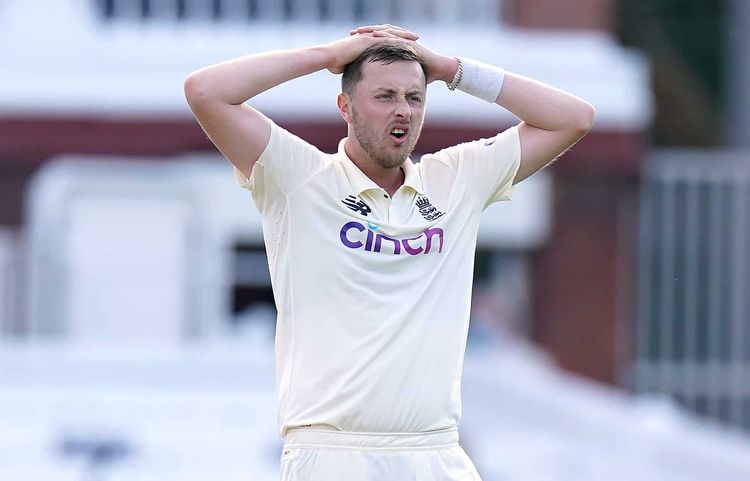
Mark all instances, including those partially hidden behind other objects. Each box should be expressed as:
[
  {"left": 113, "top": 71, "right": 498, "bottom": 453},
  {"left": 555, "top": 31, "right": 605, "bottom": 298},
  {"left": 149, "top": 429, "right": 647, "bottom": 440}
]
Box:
[
  {"left": 3, "top": 0, "right": 749, "bottom": 434},
  {"left": 0, "top": 0, "right": 649, "bottom": 377},
  {"left": 615, "top": 0, "right": 750, "bottom": 432}
]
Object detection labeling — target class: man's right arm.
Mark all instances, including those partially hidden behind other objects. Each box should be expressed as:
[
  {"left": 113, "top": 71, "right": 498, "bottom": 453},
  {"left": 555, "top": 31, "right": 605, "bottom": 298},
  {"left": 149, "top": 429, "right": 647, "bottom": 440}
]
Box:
[
  {"left": 183, "top": 28, "right": 418, "bottom": 179},
  {"left": 184, "top": 47, "right": 332, "bottom": 179}
]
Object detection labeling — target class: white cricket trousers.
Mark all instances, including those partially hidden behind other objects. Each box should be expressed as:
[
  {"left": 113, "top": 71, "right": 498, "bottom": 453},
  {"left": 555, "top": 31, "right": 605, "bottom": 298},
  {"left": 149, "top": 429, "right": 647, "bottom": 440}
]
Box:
[{"left": 280, "top": 427, "right": 482, "bottom": 481}]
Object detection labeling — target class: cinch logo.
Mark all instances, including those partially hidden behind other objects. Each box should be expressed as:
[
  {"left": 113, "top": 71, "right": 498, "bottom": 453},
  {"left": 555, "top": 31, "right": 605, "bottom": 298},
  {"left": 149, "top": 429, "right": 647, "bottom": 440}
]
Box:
[{"left": 339, "top": 221, "right": 444, "bottom": 255}]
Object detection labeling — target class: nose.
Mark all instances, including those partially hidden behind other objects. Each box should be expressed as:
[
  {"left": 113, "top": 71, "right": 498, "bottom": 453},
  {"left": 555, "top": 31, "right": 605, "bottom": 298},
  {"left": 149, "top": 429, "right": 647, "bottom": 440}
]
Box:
[{"left": 394, "top": 96, "right": 411, "bottom": 120}]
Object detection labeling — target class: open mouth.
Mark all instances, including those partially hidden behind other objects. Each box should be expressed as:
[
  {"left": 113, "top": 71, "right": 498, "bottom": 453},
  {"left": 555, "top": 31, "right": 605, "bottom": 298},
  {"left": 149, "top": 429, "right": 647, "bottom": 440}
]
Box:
[{"left": 389, "top": 127, "right": 408, "bottom": 142}]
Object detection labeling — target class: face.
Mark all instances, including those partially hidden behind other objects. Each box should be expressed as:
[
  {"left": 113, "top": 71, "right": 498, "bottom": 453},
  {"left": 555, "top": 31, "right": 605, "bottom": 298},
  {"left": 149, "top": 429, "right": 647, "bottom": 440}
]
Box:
[{"left": 342, "top": 60, "right": 426, "bottom": 170}]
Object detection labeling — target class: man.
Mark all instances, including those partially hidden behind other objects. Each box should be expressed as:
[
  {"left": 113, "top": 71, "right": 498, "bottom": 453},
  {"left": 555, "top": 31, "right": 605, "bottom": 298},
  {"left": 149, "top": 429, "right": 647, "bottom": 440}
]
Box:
[{"left": 185, "top": 24, "right": 594, "bottom": 481}]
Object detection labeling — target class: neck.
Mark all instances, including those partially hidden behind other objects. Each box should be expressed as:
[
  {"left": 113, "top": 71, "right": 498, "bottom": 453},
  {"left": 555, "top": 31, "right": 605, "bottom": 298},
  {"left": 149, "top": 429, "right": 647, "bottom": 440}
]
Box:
[{"left": 344, "top": 138, "right": 405, "bottom": 196}]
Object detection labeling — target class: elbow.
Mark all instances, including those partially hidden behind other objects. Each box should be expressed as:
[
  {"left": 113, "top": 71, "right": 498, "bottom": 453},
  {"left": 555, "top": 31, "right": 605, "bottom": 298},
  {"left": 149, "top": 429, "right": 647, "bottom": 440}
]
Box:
[
  {"left": 183, "top": 72, "right": 211, "bottom": 108},
  {"left": 573, "top": 101, "right": 596, "bottom": 136}
]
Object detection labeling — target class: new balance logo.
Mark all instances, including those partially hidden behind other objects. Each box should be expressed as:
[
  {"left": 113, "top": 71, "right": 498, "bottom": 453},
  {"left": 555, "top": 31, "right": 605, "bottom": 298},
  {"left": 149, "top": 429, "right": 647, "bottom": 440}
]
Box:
[
  {"left": 415, "top": 196, "right": 444, "bottom": 221},
  {"left": 342, "top": 195, "right": 372, "bottom": 217}
]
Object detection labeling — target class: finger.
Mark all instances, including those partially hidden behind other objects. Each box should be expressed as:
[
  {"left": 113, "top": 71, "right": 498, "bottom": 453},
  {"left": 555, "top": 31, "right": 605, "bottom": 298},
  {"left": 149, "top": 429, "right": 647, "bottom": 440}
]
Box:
[
  {"left": 370, "top": 24, "right": 410, "bottom": 32},
  {"left": 372, "top": 28, "right": 418, "bottom": 40},
  {"left": 380, "top": 24, "right": 419, "bottom": 39},
  {"left": 388, "top": 30, "right": 419, "bottom": 40},
  {"left": 372, "top": 30, "right": 399, "bottom": 38},
  {"left": 350, "top": 25, "right": 382, "bottom": 34},
  {"left": 350, "top": 28, "right": 378, "bottom": 36},
  {"left": 351, "top": 24, "right": 417, "bottom": 36}
]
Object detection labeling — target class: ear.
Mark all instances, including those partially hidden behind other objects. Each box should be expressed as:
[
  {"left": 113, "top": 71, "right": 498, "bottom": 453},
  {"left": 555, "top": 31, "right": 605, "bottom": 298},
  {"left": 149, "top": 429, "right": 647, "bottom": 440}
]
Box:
[{"left": 337, "top": 93, "right": 354, "bottom": 124}]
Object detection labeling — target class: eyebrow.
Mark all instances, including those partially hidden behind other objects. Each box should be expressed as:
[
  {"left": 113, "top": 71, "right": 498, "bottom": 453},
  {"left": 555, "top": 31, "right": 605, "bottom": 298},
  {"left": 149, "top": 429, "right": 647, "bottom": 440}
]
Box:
[{"left": 374, "top": 88, "right": 424, "bottom": 95}]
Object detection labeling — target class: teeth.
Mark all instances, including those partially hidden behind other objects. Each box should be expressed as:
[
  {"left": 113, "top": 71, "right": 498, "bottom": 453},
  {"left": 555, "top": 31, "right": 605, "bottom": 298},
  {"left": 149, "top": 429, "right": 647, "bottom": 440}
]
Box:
[{"left": 392, "top": 128, "right": 405, "bottom": 134}]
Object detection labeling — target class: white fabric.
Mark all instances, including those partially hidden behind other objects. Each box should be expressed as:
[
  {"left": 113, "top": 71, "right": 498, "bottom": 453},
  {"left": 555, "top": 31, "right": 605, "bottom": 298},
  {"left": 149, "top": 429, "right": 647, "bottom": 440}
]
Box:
[
  {"left": 456, "top": 58, "right": 506, "bottom": 103},
  {"left": 280, "top": 427, "right": 480, "bottom": 481},
  {"left": 284, "top": 426, "right": 459, "bottom": 449},
  {"left": 234, "top": 121, "right": 520, "bottom": 437}
]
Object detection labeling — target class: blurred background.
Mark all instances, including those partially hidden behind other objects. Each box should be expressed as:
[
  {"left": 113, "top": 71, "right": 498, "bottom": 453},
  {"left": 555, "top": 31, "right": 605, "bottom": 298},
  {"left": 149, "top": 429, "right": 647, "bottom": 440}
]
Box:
[{"left": 1, "top": 0, "right": 749, "bottom": 480}]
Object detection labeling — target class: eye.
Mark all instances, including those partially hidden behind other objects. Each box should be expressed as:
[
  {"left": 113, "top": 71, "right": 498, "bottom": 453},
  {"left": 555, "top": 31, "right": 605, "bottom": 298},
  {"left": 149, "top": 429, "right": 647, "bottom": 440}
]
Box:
[
  {"left": 409, "top": 96, "right": 423, "bottom": 103},
  {"left": 376, "top": 93, "right": 392, "bottom": 100}
]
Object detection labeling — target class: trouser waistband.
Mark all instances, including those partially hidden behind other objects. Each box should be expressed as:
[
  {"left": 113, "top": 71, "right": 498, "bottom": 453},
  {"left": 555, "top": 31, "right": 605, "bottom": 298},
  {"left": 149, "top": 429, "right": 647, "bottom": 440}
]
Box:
[{"left": 283, "top": 427, "right": 459, "bottom": 450}]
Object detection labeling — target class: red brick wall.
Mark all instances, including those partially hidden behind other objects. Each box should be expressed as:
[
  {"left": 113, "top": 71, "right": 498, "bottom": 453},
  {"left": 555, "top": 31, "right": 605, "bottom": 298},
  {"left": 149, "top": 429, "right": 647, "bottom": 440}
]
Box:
[
  {"left": 0, "top": 116, "right": 643, "bottom": 387},
  {"left": 530, "top": 174, "right": 639, "bottom": 384},
  {"left": 506, "top": 0, "right": 615, "bottom": 31}
]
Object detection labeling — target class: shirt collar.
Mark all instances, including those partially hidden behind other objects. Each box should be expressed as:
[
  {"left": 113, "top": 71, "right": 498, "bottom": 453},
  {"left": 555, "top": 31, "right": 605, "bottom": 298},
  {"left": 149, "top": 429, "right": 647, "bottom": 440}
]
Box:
[{"left": 336, "top": 138, "right": 424, "bottom": 196}]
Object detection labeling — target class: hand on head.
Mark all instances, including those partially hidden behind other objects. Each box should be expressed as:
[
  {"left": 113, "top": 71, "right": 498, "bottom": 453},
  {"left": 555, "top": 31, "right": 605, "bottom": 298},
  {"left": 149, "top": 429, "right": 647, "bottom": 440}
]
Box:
[
  {"left": 344, "top": 24, "right": 449, "bottom": 84},
  {"left": 325, "top": 24, "right": 420, "bottom": 74}
]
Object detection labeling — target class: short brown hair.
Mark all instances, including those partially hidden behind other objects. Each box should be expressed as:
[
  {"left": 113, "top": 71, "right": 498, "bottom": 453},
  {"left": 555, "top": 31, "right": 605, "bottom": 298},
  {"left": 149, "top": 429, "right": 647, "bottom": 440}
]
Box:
[{"left": 341, "top": 43, "right": 427, "bottom": 95}]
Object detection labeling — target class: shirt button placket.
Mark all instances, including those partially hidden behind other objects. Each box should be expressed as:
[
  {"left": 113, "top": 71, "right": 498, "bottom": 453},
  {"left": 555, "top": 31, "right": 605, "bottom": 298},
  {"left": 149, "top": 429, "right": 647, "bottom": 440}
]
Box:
[{"left": 387, "top": 191, "right": 399, "bottom": 223}]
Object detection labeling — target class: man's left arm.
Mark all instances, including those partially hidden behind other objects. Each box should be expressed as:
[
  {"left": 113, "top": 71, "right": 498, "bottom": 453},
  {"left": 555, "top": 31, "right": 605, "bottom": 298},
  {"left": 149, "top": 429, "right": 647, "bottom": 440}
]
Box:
[
  {"left": 421, "top": 53, "right": 595, "bottom": 185},
  {"left": 495, "top": 72, "right": 595, "bottom": 184},
  {"left": 348, "top": 26, "right": 595, "bottom": 184}
]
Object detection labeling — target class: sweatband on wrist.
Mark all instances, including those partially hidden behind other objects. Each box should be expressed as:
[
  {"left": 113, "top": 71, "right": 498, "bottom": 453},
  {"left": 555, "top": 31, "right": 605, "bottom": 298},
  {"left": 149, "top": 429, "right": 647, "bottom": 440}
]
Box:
[{"left": 453, "top": 57, "right": 506, "bottom": 103}]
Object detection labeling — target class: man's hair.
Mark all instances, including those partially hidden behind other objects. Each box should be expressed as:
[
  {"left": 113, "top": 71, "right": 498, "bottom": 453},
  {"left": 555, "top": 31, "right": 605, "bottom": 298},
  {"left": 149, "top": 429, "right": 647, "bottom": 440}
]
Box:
[{"left": 341, "top": 43, "right": 428, "bottom": 95}]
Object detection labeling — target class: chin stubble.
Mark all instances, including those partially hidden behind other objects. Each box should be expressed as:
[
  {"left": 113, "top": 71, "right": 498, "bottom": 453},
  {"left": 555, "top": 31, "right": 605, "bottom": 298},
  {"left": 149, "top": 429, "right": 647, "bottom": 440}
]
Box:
[{"left": 352, "top": 113, "right": 418, "bottom": 169}]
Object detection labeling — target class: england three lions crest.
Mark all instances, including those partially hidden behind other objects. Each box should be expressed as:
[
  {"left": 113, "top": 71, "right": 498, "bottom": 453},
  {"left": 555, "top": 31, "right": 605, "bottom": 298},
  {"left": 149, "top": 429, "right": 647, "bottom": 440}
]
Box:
[{"left": 415, "top": 196, "right": 444, "bottom": 221}]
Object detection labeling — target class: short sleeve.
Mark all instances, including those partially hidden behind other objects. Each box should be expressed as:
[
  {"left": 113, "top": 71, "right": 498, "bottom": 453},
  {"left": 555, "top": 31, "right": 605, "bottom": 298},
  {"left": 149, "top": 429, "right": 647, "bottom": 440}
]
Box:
[
  {"left": 233, "top": 121, "right": 329, "bottom": 199},
  {"left": 434, "top": 126, "right": 521, "bottom": 209}
]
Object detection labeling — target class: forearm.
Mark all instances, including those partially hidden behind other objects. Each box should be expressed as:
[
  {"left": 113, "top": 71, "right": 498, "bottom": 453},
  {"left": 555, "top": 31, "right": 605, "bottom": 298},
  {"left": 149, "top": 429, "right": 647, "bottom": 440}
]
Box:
[
  {"left": 496, "top": 72, "right": 595, "bottom": 133},
  {"left": 185, "top": 46, "right": 332, "bottom": 106}
]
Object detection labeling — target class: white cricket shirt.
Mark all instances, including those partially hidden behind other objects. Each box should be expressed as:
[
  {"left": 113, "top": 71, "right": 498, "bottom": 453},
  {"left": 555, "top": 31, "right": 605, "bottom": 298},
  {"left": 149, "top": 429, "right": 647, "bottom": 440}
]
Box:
[{"left": 235, "top": 121, "right": 520, "bottom": 436}]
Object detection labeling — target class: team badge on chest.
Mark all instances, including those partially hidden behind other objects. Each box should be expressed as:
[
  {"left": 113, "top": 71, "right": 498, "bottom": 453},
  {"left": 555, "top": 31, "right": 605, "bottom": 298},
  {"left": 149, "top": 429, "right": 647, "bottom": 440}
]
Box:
[{"left": 415, "top": 196, "right": 444, "bottom": 221}]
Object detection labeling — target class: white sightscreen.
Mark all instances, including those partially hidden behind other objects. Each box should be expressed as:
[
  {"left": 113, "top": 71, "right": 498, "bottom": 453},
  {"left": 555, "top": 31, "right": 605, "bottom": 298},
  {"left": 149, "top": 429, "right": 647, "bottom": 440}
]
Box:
[{"left": 66, "top": 196, "right": 191, "bottom": 343}]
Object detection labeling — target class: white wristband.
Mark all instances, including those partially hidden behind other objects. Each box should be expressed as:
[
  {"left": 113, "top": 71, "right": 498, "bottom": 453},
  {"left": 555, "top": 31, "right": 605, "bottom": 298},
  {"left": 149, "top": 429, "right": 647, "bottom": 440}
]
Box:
[{"left": 453, "top": 57, "right": 506, "bottom": 103}]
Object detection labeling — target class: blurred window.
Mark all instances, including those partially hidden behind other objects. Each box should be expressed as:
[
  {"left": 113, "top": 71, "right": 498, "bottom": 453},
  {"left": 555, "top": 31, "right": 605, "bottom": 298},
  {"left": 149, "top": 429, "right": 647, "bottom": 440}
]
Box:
[{"left": 94, "top": 0, "right": 503, "bottom": 24}]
